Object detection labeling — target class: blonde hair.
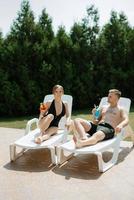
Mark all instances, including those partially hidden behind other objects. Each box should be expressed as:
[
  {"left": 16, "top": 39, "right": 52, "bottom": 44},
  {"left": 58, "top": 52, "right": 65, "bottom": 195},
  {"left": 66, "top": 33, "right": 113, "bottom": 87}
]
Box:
[
  {"left": 52, "top": 85, "right": 64, "bottom": 94},
  {"left": 109, "top": 89, "right": 121, "bottom": 99}
]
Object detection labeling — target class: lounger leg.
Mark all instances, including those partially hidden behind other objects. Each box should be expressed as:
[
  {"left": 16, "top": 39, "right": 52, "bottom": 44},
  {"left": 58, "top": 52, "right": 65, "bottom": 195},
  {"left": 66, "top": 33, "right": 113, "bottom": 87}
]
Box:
[
  {"left": 10, "top": 144, "right": 26, "bottom": 162},
  {"left": 56, "top": 146, "right": 74, "bottom": 165},
  {"left": 10, "top": 144, "right": 16, "bottom": 161},
  {"left": 96, "top": 143, "right": 121, "bottom": 172},
  {"left": 96, "top": 152, "right": 115, "bottom": 172},
  {"left": 50, "top": 146, "right": 57, "bottom": 165}
]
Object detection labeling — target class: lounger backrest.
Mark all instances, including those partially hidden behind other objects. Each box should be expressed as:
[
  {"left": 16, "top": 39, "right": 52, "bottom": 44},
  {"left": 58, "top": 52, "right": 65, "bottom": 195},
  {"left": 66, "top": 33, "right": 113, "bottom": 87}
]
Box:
[
  {"left": 43, "top": 94, "right": 73, "bottom": 129},
  {"left": 99, "top": 97, "right": 131, "bottom": 115}
]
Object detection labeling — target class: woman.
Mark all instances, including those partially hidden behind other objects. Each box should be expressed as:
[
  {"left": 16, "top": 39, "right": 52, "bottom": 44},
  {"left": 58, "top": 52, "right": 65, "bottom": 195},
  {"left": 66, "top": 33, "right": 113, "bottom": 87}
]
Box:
[{"left": 35, "top": 85, "right": 70, "bottom": 144}]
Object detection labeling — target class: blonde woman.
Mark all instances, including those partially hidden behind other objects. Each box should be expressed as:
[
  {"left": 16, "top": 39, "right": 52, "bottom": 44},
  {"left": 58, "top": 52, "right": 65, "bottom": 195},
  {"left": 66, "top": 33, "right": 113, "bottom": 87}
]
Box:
[{"left": 35, "top": 85, "right": 70, "bottom": 144}]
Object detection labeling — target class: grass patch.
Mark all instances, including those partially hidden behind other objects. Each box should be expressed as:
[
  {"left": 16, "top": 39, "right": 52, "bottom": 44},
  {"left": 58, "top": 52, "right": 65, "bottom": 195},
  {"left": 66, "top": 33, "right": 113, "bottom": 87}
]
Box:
[
  {"left": 0, "top": 110, "right": 134, "bottom": 131},
  {"left": 0, "top": 115, "right": 37, "bottom": 129}
]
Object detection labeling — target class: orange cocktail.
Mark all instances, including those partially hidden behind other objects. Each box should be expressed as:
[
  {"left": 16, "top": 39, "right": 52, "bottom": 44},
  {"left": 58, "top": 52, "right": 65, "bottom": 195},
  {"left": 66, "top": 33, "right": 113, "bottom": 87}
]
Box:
[{"left": 40, "top": 103, "right": 47, "bottom": 112}]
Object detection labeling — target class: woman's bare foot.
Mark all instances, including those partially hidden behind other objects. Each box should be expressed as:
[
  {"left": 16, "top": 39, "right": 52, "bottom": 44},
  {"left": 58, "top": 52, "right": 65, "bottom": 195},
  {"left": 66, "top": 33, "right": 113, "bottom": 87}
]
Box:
[
  {"left": 35, "top": 136, "right": 42, "bottom": 144},
  {"left": 42, "top": 134, "right": 50, "bottom": 141},
  {"left": 35, "top": 134, "right": 50, "bottom": 144}
]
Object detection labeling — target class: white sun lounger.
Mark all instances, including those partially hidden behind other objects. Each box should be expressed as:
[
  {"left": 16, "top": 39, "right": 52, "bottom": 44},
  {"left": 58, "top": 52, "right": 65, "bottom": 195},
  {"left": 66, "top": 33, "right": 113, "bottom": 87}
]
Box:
[
  {"left": 10, "top": 94, "right": 73, "bottom": 164},
  {"left": 56, "top": 97, "right": 133, "bottom": 172}
]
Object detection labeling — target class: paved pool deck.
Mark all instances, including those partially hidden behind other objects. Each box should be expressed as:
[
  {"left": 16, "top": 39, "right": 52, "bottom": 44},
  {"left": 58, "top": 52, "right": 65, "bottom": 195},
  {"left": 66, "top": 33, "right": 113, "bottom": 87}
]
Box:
[{"left": 0, "top": 127, "right": 134, "bottom": 200}]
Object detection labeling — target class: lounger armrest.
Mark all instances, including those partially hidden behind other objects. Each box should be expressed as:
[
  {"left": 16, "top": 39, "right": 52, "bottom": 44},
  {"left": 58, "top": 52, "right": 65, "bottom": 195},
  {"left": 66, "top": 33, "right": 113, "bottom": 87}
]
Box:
[
  {"left": 62, "top": 128, "right": 69, "bottom": 142},
  {"left": 25, "top": 118, "right": 39, "bottom": 135},
  {"left": 116, "top": 128, "right": 125, "bottom": 140}
]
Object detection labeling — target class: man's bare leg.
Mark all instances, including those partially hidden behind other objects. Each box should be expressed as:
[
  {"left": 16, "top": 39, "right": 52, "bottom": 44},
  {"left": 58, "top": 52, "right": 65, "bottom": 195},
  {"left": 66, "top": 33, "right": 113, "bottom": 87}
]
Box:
[
  {"left": 73, "top": 118, "right": 91, "bottom": 140},
  {"left": 75, "top": 131, "right": 105, "bottom": 148}
]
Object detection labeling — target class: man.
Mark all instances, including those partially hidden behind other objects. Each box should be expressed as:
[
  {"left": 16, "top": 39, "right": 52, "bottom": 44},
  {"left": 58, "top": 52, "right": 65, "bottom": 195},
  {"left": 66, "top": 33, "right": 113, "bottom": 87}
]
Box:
[{"left": 73, "top": 89, "right": 129, "bottom": 148}]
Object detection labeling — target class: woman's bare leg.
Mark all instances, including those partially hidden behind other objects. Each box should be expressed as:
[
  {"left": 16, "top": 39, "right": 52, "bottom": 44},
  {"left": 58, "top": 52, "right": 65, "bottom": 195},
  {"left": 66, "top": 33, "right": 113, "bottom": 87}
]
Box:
[
  {"left": 35, "top": 114, "right": 54, "bottom": 144},
  {"left": 39, "top": 114, "right": 54, "bottom": 133},
  {"left": 42, "top": 127, "right": 58, "bottom": 140},
  {"left": 35, "top": 127, "right": 58, "bottom": 144}
]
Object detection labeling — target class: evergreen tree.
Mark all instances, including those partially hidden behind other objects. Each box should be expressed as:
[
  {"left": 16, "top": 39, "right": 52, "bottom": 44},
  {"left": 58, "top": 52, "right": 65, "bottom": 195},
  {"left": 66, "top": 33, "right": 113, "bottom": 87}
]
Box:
[
  {"left": 70, "top": 5, "right": 100, "bottom": 108},
  {"left": 2, "top": 0, "right": 38, "bottom": 115},
  {"left": 96, "top": 11, "right": 132, "bottom": 97}
]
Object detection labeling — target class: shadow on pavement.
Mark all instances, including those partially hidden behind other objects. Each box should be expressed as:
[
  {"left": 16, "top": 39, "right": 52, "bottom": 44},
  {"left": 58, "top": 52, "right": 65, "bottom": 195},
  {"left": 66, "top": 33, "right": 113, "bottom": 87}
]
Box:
[
  {"left": 53, "top": 146, "right": 134, "bottom": 180},
  {"left": 116, "top": 146, "right": 134, "bottom": 164},
  {"left": 4, "top": 149, "right": 55, "bottom": 172},
  {"left": 53, "top": 154, "right": 102, "bottom": 180},
  {"left": 3, "top": 145, "right": 133, "bottom": 179}
]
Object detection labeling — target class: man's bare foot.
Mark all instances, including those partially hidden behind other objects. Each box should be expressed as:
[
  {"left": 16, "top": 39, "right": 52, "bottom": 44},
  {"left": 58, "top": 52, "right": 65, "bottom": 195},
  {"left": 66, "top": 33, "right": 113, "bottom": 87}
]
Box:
[
  {"left": 72, "top": 135, "right": 83, "bottom": 148},
  {"left": 75, "top": 140, "right": 84, "bottom": 148},
  {"left": 81, "top": 135, "right": 88, "bottom": 140},
  {"left": 73, "top": 131, "right": 88, "bottom": 145},
  {"left": 73, "top": 134, "right": 77, "bottom": 143}
]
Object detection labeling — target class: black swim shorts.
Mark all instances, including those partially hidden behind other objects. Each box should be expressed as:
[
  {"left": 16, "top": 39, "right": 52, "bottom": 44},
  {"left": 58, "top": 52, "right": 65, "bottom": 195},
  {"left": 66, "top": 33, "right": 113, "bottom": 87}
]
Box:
[{"left": 87, "top": 122, "right": 115, "bottom": 140}]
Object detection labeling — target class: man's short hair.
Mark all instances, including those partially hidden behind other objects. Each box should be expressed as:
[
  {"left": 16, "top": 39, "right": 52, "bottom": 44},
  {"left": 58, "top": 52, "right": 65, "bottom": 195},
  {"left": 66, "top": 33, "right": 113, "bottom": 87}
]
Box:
[{"left": 109, "top": 89, "right": 121, "bottom": 99}]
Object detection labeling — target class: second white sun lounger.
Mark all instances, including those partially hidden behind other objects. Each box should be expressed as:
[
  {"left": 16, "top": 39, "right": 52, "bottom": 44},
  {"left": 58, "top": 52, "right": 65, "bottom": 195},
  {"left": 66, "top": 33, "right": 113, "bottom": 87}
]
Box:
[{"left": 56, "top": 97, "right": 132, "bottom": 172}]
